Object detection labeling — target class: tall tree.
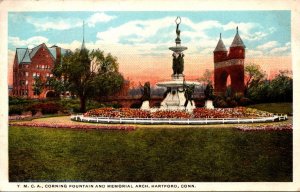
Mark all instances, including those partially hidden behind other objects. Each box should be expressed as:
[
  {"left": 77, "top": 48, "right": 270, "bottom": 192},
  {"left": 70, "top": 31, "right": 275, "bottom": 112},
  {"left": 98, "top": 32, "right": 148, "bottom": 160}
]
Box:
[
  {"left": 32, "top": 76, "right": 44, "bottom": 96},
  {"left": 199, "top": 69, "right": 212, "bottom": 84},
  {"left": 244, "top": 63, "right": 265, "bottom": 95},
  {"left": 51, "top": 48, "right": 124, "bottom": 112}
]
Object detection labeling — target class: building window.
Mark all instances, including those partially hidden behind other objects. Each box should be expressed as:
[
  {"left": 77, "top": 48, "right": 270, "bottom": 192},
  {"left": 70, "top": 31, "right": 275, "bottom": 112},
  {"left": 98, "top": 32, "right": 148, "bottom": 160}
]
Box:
[
  {"left": 37, "top": 73, "right": 40, "bottom": 77},
  {"left": 50, "top": 74, "right": 53, "bottom": 77},
  {"left": 41, "top": 65, "right": 44, "bottom": 70},
  {"left": 26, "top": 72, "right": 29, "bottom": 77},
  {"left": 25, "top": 80, "right": 28, "bottom": 85},
  {"left": 33, "top": 72, "right": 36, "bottom": 77}
]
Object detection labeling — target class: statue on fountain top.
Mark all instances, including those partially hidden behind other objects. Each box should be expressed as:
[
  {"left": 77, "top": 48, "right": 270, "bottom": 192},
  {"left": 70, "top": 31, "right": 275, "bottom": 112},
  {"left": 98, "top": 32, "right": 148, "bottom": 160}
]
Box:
[{"left": 175, "top": 16, "right": 181, "bottom": 45}]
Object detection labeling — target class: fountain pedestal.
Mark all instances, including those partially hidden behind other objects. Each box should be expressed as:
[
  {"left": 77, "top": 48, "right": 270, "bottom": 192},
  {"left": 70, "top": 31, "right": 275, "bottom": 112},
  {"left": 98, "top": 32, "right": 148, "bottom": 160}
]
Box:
[
  {"left": 157, "top": 74, "right": 199, "bottom": 112},
  {"left": 155, "top": 17, "right": 200, "bottom": 112}
]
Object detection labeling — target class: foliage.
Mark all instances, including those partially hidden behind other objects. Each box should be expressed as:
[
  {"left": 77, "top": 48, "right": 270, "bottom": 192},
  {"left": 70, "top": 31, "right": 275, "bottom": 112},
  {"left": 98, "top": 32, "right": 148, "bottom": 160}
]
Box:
[
  {"left": 199, "top": 69, "right": 212, "bottom": 84},
  {"left": 27, "top": 102, "right": 63, "bottom": 115},
  {"left": 9, "top": 105, "right": 24, "bottom": 115},
  {"left": 93, "top": 71, "right": 124, "bottom": 98},
  {"left": 244, "top": 63, "right": 265, "bottom": 94},
  {"left": 51, "top": 48, "right": 124, "bottom": 112},
  {"left": 9, "top": 96, "right": 35, "bottom": 105},
  {"left": 32, "top": 76, "right": 44, "bottom": 96},
  {"left": 9, "top": 126, "right": 292, "bottom": 182},
  {"left": 247, "top": 71, "right": 292, "bottom": 103}
]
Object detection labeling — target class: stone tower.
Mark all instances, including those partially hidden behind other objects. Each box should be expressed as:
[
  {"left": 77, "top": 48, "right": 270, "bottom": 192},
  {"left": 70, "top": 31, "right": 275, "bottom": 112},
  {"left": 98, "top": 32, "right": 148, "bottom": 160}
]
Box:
[{"left": 214, "top": 27, "right": 245, "bottom": 96}]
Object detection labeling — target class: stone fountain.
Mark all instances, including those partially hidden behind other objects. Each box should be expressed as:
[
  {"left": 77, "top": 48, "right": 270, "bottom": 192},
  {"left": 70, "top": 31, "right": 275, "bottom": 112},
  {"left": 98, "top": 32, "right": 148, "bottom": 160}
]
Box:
[{"left": 156, "top": 17, "right": 200, "bottom": 112}]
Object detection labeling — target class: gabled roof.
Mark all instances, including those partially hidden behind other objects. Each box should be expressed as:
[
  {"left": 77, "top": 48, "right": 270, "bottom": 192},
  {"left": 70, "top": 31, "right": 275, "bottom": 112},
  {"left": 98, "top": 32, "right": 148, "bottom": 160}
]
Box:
[
  {"left": 16, "top": 48, "right": 27, "bottom": 64},
  {"left": 15, "top": 43, "right": 66, "bottom": 65},
  {"left": 214, "top": 33, "right": 227, "bottom": 52},
  {"left": 29, "top": 44, "right": 43, "bottom": 59},
  {"left": 230, "top": 27, "right": 246, "bottom": 48},
  {"left": 22, "top": 49, "right": 31, "bottom": 63},
  {"left": 48, "top": 47, "right": 57, "bottom": 59}
]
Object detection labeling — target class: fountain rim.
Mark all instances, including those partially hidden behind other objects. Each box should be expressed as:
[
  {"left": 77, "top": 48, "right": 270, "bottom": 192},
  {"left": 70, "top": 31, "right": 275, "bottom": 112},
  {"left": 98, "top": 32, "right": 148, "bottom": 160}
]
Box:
[{"left": 156, "top": 80, "right": 201, "bottom": 88}]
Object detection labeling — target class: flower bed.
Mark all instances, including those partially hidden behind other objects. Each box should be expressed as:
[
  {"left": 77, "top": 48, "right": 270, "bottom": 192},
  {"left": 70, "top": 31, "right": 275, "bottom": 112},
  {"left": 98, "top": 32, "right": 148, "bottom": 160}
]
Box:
[
  {"left": 84, "top": 108, "right": 151, "bottom": 118},
  {"left": 84, "top": 107, "right": 273, "bottom": 119},
  {"left": 151, "top": 110, "right": 191, "bottom": 119},
  {"left": 9, "top": 122, "right": 135, "bottom": 131},
  {"left": 236, "top": 123, "right": 292, "bottom": 131},
  {"left": 193, "top": 107, "right": 273, "bottom": 118}
]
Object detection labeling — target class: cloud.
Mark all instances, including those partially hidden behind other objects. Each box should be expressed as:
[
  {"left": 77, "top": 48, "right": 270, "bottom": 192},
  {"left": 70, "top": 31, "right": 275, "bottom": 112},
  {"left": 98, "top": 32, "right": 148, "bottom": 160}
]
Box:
[
  {"left": 8, "top": 36, "right": 49, "bottom": 48},
  {"left": 86, "top": 12, "right": 116, "bottom": 27},
  {"left": 26, "top": 17, "right": 82, "bottom": 31},
  {"left": 269, "top": 42, "right": 291, "bottom": 55},
  {"left": 256, "top": 41, "right": 278, "bottom": 50},
  {"left": 95, "top": 16, "right": 269, "bottom": 58},
  {"left": 247, "top": 49, "right": 264, "bottom": 57},
  {"left": 24, "top": 12, "right": 116, "bottom": 31},
  {"left": 97, "top": 17, "right": 175, "bottom": 44},
  {"left": 222, "top": 21, "right": 257, "bottom": 33}
]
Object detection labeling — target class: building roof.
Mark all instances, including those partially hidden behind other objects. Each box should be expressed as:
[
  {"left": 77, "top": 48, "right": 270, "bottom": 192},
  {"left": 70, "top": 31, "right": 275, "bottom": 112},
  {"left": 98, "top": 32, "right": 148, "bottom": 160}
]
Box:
[
  {"left": 16, "top": 48, "right": 27, "bottom": 64},
  {"left": 29, "top": 44, "right": 43, "bottom": 59},
  {"left": 214, "top": 33, "right": 227, "bottom": 52},
  {"left": 230, "top": 27, "right": 246, "bottom": 48},
  {"left": 15, "top": 43, "right": 66, "bottom": 64}
]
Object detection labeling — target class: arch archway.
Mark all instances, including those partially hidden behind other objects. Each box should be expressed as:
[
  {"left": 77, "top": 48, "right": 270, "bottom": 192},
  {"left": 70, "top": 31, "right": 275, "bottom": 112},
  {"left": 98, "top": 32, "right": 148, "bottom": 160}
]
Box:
[
  {"left": 46, "top": 90, "right": 59, "bottom": 98},
  {"left": 214, "top": 64, "right": 244, "bottom": 96}
]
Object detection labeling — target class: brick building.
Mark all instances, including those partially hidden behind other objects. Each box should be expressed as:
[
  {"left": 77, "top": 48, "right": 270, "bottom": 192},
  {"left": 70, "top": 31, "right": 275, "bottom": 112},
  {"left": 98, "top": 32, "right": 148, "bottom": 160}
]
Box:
[
  {"left": 213, "top": 27, "right": 245, "bottom": 96},
  {"left": 12, "top": 43, "right": 67, "bottom": 99}
]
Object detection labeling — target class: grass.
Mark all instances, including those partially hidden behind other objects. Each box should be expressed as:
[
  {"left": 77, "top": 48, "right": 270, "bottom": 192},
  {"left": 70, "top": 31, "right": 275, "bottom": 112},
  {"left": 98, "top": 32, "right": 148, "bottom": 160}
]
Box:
[
  {"left": 9, "top": 126, "right": 292, "bottom": 182},
  {"left": 248, "top": 102, "right": 293, "bottom": 115}
]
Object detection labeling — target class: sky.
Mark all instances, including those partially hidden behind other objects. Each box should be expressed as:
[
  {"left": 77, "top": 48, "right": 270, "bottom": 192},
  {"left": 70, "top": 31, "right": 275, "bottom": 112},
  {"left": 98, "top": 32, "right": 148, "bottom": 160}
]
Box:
[{"left": 8, "top": 11, "right": 291, "bottom": 86}]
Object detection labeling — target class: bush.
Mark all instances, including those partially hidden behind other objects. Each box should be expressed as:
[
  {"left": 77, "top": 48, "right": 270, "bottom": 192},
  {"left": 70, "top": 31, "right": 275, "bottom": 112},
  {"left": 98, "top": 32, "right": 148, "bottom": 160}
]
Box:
[
  {"left": 9, "top": 105, "right": 24, "bottom": 115},
  {"left": 239, "top": 97, "right": 252, "bottom": 106},
  {"left": 27, "top": 102, "right": 63, "bottom": 115}
]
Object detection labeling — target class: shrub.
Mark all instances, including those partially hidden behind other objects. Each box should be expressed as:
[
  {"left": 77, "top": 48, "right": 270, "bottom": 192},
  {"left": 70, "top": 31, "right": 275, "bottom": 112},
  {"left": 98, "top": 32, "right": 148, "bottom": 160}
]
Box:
[
  {"left": 239, "top": 97, "right": 252, "bottom": 106},
  {"left": 9, "top": 105, "right": 23, "bottom": 115},
  {"left": 27, "top": 102, "right": 63, "bottom": 115}
]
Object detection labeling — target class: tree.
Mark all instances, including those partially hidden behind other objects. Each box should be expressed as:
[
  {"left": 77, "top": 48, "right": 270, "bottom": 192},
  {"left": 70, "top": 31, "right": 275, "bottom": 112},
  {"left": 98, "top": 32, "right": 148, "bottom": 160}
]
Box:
[
  {"left": 199, "top": 69, "right": 212, "bottom": 84},
  {"left": 246, "top": 70, "right": 292, "bottom": 103},
  {"left": 269, "top": 70, "right": 293, "bottom": 102},
  {"left": 244, "top": 63, "right": 265, "bottom": 95},
  {"left": 245, "top": 64, "right": 265, "bottom": 85},
  {"left": 51, "top": 48, "right": 124, "bottom": 112},
  {"left": 32, "top": 76, "right": 44, "bottom": 96}
]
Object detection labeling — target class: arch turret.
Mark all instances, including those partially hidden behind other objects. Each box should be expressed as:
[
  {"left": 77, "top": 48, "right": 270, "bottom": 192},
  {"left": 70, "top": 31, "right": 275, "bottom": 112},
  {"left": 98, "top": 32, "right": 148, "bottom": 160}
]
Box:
[
  {"left": 213, "top": 33, "right": 228, "bottom": 63},
  {"left": 228, "top": 26, "right": 245, "bottom": 59}
]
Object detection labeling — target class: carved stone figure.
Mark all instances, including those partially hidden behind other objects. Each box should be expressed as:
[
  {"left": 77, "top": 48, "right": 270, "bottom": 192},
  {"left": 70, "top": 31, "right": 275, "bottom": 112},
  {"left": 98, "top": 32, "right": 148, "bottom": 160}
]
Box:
[
  {"left": 184, "top": 84, "right": 195, "bottom": 107},
  {"left": 204, "top": 83, "right": 214, "bottom": 100},
  {"left": 172, "top": 52, "right": 184, "bottom": 75},
  {"left": 140, "top": 82, "right": 151, "bottom": 101}
]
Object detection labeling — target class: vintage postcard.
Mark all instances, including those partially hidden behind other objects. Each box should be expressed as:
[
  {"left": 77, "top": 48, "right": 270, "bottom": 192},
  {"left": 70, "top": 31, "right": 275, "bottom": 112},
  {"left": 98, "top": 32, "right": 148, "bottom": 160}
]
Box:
[{"left": 0, "top": 0, "right": 299, "bottom": 191}]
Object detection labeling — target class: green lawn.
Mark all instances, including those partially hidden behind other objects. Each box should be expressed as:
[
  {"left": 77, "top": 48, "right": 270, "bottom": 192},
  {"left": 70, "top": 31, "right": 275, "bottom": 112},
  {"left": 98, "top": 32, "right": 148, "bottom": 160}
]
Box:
[
  {"left": 248, "top": 102, "right": 293, "bottom": 115},
  {"left": 9, "top": 126, "right": 292, "bottom": 182}
]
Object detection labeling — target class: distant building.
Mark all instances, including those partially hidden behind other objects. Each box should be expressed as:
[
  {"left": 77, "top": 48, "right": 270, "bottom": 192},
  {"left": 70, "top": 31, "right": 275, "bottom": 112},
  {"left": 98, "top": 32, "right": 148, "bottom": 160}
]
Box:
[
  {"left": 12, "top": 43, "right": 67, "bottom": 98},
  {"left": 8, "top": 85, "right": 13, "bottom": 96},
  {"left": 213, "top": 27, "right": 245, "bottom": 96}
]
